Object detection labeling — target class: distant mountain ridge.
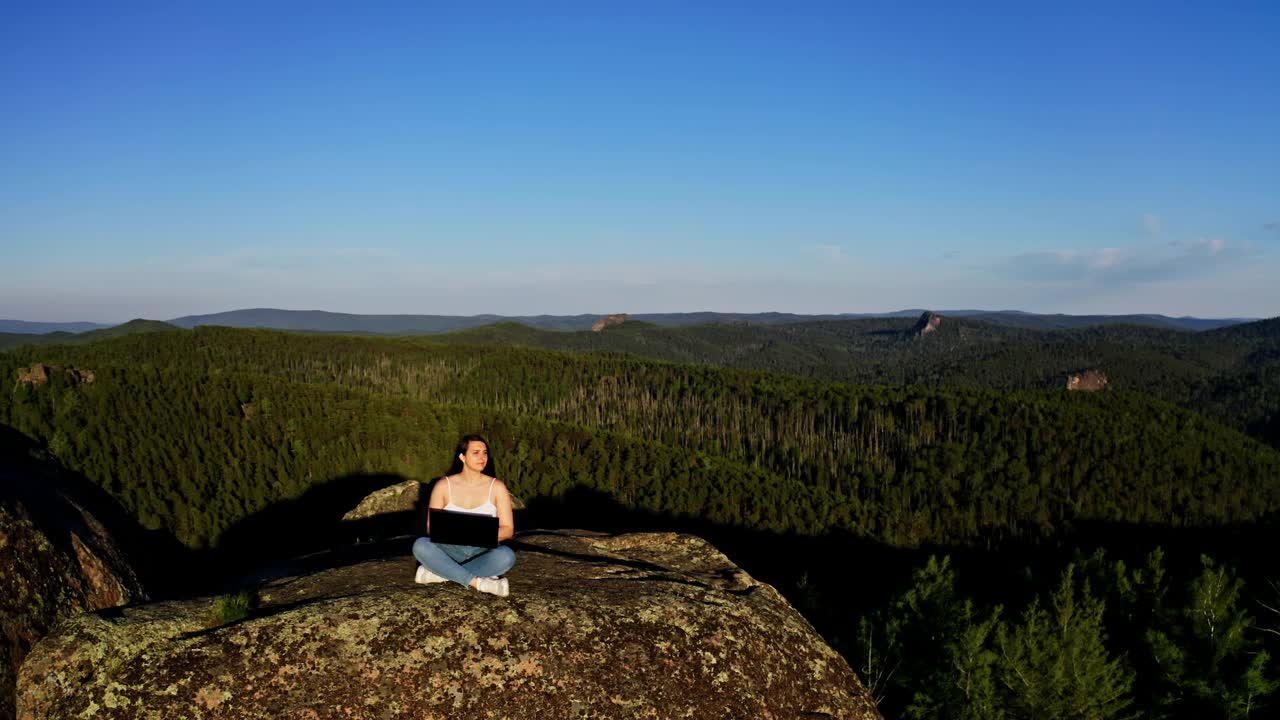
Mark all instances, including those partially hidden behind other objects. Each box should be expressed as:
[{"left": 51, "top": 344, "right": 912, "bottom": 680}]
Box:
[
  {"left": 959, "top": 311, "right": 1252, "bottom": 332},
  {"left": 0, "top": 310, "right": 1258, "bottom": 354},
  {"left": 0, "top": 320, "right": 111, "bottom": 334},
  {"left": 162, "top": 308, "right": 1253, "bottom": 334},
  {"left": 165, "top": 308, "right": 886, "bottom": 332},
  {"left": 0, "top": 320, "right": 178, "bottom": 351}
]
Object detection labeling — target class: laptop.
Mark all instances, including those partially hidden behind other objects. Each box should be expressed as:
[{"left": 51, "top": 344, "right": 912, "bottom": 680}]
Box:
[{"left": 428, "top": 508, "right": 499, "bottom": 548}]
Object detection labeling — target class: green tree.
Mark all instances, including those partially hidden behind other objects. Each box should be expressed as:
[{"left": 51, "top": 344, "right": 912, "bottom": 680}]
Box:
[
  {"left": 996, "top": 566, "right": 1133, "bottom": 720},
  {"left": 47, "top": 429, "right": 71, "bottom": 460},
  {"left": 855, "top": 556, "right": 1005, "bottom": 720},
  {"left": 1146, "top": 557, "right": 1279, "bottom": 719}
]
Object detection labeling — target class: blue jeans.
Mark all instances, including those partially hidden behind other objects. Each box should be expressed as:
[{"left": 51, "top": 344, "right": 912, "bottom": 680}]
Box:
[{"left": 412, "top": 537, "right": 516, "bottom": 587}]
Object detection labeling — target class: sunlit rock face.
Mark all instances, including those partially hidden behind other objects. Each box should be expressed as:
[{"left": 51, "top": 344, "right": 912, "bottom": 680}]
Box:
[
  {"left": 341, "top": 479, "right": 524, "bottom": 527},
  {"left": 1, "top": 462, "right": 145, "bottom": 720},
  {"left": 12, "top": 364, "right": 95, "bottom": 390},
  {"left": 18, "top": 531, "right": 881, "bottom": 720},
  {"left": 1066, "top": 369, "right": 1109, "bottom": 391},
  {"left": 591, "top": 313, "right": 629, "bottom": 332},
  {"left": 341, "top": 479, "right": 425, "bottom": 522},
  {"left": 912, "top": 311, "right": 941, "bottom": 337}
]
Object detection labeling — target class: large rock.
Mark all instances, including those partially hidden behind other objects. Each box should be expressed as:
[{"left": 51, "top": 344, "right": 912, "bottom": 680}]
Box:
[
  {"left": 1, "top": 446, "right": 146, "bottom": 720},
  {"left": 340, "top": 479, "right": 425, "bottom": 522},
  {"left": 912, "top": 311, "right": 941, "bottom": 337},
  {"left": 12, "top": 364, "right": 95, "bottom": 390},
  {"left": 341, "top": 479, "right": 524, "bottom": 529},
  {"left": 18, "top": 531, "right": 881, "bottom": 719},
  {"left": 1066, "top": 369, "right": 1108, "bottom": 391},
  {"left": 591, "top": 313, "right": 629, "bottom": 332}
]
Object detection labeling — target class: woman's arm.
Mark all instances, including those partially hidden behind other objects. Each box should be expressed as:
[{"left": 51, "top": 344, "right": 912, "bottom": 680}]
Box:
[
  {"left": 493, "top": 480, "right": 515, "bottom": 542},
  {"left": 424, "top": 478, "right": 448, "bottom": 534}
]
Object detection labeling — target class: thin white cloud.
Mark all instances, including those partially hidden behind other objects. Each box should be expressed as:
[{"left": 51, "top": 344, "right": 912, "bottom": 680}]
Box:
[
  {"left": 1194, "top": 237, "right": 1227, "bottom": 255},
  {"left": 1006, "top": 237, "right": 1258, "bottom": 286},
  {"left": 1142, "top": 214, "right": 1163, "bottom": 238},
  {"left": 815, "top": 245, "right": 846, "bottom": 262},
  {"left": 1089, "top": 247, "right": 1125, "bottom": 269},
  {"left": 154, "top": 247, "right": 401, "bottom": 273}
]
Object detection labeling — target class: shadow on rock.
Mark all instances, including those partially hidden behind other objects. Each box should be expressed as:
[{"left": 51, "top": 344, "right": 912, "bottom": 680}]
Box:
[
  {"left": 0, "top": 423, "right": 171, "bottom": 720},
  {"left": 209, "top": 473, "right": 415, "bottom": 575}
]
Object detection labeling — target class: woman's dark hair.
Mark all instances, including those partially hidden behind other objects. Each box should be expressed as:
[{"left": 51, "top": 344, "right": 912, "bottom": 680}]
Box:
[{"left": 445, "top": 434, "right": 495, "bottom": 477}]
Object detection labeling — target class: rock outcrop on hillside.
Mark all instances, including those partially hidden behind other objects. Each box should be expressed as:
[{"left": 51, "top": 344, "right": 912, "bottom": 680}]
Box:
[
  {"left": 19, "top": 531, "right": 881, "bottom": 719},
  {"left": 912, "top": 311, "right": 941, "bottom": 337},
  {"left": 0, "top": 444, "right": 146, "bottom": 720},
  {"left": 591, "top": 313, "right": 629, "bottom": 332},
  {"left": 1066, "top": 369, "right": 1109, "bottom": 391},
  {"left": 13, "top": 364, "right": 95, "bottom": 390}
]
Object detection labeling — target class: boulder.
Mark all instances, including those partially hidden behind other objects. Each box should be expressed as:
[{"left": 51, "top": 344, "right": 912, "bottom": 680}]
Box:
[
  {"left": 342, "top": 479, "right": 525, "bottom": 526},
  {"left": 1, "top": 450, "right": 146, "bottom": 720},
  {"left": 340, "top": 479, "right": 425, "bottom": 522},
  {"left": 18, "top": 531, "right": 881, "bottom": 719}
]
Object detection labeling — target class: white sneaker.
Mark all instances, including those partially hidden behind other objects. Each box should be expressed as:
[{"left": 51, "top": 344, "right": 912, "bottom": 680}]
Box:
[
  {"left": 415, "top": 565, "right": 447, "bottom": 585},
  {"left": 473, "top": 576, "right": 509, "bottom": 597}
]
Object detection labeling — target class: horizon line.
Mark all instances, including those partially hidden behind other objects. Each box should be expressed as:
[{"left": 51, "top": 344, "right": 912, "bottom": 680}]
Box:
[{"left": 2, "top": 306, "right": 1266, "bottom": 327}]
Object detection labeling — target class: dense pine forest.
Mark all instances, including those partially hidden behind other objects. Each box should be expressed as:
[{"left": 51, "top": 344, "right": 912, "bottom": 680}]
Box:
[
  {"left": 4, "top": 321, "right": 1280, "bottom": 718},
  {"left": 441, "top": 314, "right": 1280, "bottom": 451}
]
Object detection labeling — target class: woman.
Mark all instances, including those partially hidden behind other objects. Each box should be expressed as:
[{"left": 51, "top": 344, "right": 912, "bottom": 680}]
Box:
[{"left": 411, "top": 434, "right": 517, "bottom": 597}]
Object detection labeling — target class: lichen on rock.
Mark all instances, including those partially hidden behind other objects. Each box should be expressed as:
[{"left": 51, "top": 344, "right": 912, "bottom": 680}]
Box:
[
  {"left": 18, "top": 531, "right": 880, "bottom": 719},
  {"left": 340, "top": 479, "right": 425, "bottom": 522},
  {"left": 1, "top": 457, "right": 146, "bottom": 720}
]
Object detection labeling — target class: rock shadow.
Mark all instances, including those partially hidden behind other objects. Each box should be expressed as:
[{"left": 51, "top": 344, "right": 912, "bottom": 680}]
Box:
[
  {"left": 0, "top": 422, "right": 186, "bottom": 596},
  {"left": 209, "top": 472, "right": 415, "bottom": 577}
]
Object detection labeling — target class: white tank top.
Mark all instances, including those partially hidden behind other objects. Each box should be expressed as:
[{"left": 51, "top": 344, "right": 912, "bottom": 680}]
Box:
[{"left": 443, "top": 476, "right": 498, "bottom": 517}]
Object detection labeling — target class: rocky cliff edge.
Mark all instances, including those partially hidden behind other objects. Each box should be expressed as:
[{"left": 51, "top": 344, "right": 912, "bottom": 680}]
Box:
[
  {"left": 1, "top": 437, "right": 146, "bottom": 720},
  {"left": 18, "top": 530, "right": 880, "bottom": 719}
]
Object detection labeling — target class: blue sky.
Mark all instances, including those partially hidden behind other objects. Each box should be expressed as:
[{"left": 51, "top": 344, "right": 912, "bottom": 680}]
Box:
[{"left": 2, "top": 1, "right": 1277, "bottom": 321}]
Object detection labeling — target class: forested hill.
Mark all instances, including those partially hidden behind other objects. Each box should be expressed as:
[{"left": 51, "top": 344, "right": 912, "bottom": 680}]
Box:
[
  {"left": 437, "top": 314, "right": 1280, "bottom": 449},
  {"left": 3, "top": 326, "right": 1278, "bottom": 552},
  {"left": 949, "top": 310, "right": 1251, "bottom": 331},
  {"left": 0, "top": 319, "right": 177, "bottom": 352},
  {"left": 1206, "top": 315, "right": 1280, "bottom": 342},
  {"left": 6, "top": 326, "right": 1280, "bottom": 719}
]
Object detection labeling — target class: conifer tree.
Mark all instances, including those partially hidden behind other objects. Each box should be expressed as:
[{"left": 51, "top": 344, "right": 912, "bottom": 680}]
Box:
[
  {"left": 995, "top": 567, "right": 1134, "bottom": 720},
  {"left": 1146, "top": 557, "right": 1279, "bottom": 719}
]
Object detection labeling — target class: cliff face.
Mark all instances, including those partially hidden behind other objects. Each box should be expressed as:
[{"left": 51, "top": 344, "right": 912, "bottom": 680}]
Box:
[
  {"left": 12, "top": 364, "right": 95, "bottom": 390},
  {"left": 0, "top": 452, "right": 146, "bottom": 720},
  {"left": 912, "top": 311, "right": 941, "bottom": 337},
  {"left": 591, "top": 313, "right": 629, "bottom": 332},
  {"left": 19, "top": 531, "right": 881, "bottom": 719},
  {"left": 1066, "top": 369, "right": 1109, "bottom": 391}
]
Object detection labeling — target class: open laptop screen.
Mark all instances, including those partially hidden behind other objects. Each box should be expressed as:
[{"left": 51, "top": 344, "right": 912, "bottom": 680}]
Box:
[{"left": 428, "top": 508, "right": 499, "bottom": 549}]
